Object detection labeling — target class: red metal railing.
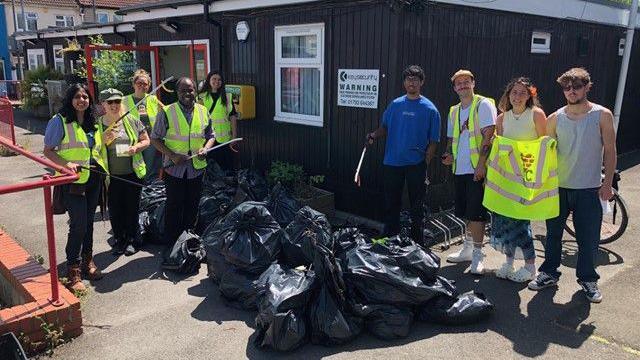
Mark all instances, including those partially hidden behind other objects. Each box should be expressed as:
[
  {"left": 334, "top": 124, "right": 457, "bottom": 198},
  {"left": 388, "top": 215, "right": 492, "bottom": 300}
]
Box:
[
  {"left": 0, "top": 97, "right": 15, "bottom": 145},
  {"left": 0, "top": 136, "right": 79, "bottom": 306}
]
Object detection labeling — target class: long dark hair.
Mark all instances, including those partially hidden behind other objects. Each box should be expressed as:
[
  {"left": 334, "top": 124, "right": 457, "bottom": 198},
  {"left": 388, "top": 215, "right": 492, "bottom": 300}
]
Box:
[
  {"left": 199, "top": 70, "right": 228, "bottom": 106},
  {"left": 498, "top": 77, "right": 542, "bottom": 113},
  {"left": 59, "top": 83, "right": 96, "bottom": 133}
]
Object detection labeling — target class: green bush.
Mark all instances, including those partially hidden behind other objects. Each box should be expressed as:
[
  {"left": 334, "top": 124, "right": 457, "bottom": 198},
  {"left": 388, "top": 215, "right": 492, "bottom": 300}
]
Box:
[
  {"left": 267, "top": 161, "right": 325, "bottom": 199},
  {"left": 73, "top": 35, "right": 135, "bottom": 94},
  {"left": 20, "top": 66, "right": 63, "bottom": 111}
]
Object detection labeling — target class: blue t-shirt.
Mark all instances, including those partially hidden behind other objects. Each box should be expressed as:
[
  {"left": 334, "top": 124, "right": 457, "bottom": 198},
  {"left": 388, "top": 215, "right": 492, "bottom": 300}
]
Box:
[{"left": 382, "top": 95, "right": 441, "bottom": 166}]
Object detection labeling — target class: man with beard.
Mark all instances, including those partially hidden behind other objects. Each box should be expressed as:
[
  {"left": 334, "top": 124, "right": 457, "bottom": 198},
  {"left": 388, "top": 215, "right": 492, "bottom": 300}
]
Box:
[
  {"left": 442, "top": 69, "right": 497, "bottom": 275},
  {"left": 366, "top": 65, "right": 441, "bottom": 241},
  {"left": 528, "top": 68, "right": 616, "bottom": 303},
  {"left": 151, "top": 77, "right": 215, "bottom": 246}
]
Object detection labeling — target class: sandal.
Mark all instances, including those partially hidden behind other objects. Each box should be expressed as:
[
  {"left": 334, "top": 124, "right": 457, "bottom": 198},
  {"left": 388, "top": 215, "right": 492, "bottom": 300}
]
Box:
[
  {"left": 507, "top": 267, "right": 535, "bottom": 283},
  {"left": 495, "top": 262, "right": 514, "bottom": 279}
]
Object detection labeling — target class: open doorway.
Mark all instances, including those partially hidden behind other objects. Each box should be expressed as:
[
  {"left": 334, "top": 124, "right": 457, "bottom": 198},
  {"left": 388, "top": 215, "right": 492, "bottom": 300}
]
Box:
[{"left": 150, "top": 40, "right": 210, "bottom": 104}]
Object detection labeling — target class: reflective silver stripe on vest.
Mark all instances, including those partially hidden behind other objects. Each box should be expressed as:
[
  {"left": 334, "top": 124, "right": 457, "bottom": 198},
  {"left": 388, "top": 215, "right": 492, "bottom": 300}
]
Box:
[
  {"left": 197, "top": 106, "right": 207, "bottom": 134},
  {"left": 488, "top": 137, "right": 556, "bottom": 189},
  {"left": 485, "top": 180, "right": 559, "bottom": 205},
  {"left": 61, "top": 122, "right": 89, "bottom": 150}
]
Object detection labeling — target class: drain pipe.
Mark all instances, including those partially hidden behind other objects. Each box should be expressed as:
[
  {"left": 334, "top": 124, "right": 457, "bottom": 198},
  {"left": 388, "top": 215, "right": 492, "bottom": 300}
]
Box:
[
  {"left": 204, "top": 0, "right": 224, "bottom": 72},
  {"left": 613, "top": 0, "right": 639, "bottom": 132}
]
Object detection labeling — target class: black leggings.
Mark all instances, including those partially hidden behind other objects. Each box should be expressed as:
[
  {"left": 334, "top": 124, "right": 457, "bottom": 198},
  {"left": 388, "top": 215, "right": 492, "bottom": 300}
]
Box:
[
  {"left": 108, "top": 173, "right": 143, "bottom": 241},
  {"left": 383, "top": 162, "right": 426, "bottom": 239}
]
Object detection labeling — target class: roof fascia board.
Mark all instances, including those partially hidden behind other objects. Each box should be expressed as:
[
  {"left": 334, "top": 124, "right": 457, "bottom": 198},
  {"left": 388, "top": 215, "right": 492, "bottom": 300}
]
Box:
[{"left": 15, "top": 23, "right": 134, "bottom": 40}]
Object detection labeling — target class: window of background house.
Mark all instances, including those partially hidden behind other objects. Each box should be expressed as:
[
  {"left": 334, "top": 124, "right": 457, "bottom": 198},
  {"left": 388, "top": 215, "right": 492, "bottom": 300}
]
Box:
[
  {"left": 53, "top": 45, "right": 65, "bottom": 73},
  {"left": 55, "top": 15, "right": 74, "bottom": 27},
  {"left": 274, "top": 23, "right": 324, "bottom": 127},
  {"left": 113, "top": 14, "right": 123, "bottom": 22},
  {"left": 96, "top": 13, "right": 109, "bottom": 24},
  {"left": 17, "top": 12, "right": 38, "bottom": 31}
]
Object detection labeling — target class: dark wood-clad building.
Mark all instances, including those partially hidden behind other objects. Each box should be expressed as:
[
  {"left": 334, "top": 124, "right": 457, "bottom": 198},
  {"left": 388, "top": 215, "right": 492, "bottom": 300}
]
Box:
[{"left": 22, "top": 0, "right": 640, "bottom": 220}]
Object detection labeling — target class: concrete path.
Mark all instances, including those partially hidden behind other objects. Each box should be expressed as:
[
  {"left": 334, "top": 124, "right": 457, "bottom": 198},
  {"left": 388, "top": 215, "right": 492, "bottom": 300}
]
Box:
[{"left": 1, "top": 110, "right": 639, "bottom": 359}]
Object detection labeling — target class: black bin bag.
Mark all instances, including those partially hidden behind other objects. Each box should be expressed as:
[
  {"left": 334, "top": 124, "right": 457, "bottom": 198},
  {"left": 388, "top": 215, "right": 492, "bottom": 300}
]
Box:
[
  {"left": 344, "top": 236, "right": 456, "bottom": 306},
  {"left": 309, "top": 242, "right": 362, "bottom": 346},
  {"left": 254, "top": 264, "right": 316, "bottom": 352},
  {"left": 196, "top": 190, "right": 232, "bottom": 235},
  {"left": 219, "top": 264, "right": 280, "bottom": 311},
  {"left": 265, "top": 183, "right": 302, "bottom": 227},
  {"left": 418, "top": 291, "right": 494, "bottom": 326},
  {"left": 237, "top": 169, "right": 269, "bottom": 201},
  {"left": 332, "top": 227, "right": 368, "bottom": 260},
  {"left": 162, "top": 230, "right": 206, "bottom": 274},
  {"left": 207, "top": 201, "right": 282, "bottom": 274},
  {"left": 280, "top": 206, "right": 333, "bottom": 267}
]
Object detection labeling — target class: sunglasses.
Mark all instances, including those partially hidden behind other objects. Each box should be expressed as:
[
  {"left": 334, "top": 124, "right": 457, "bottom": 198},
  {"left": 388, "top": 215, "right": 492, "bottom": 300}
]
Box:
[
  {"left": 106, "top": 99, "right": 122, "bottom": 104},
  {"left": 562, "top": 83, "right": 585, "bottom": 92}
]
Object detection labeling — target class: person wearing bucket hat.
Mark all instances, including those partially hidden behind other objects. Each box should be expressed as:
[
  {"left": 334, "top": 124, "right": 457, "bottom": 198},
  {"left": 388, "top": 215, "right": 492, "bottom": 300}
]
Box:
[{"left": 98, "top": 88, "right": 150, "bottom": 256}]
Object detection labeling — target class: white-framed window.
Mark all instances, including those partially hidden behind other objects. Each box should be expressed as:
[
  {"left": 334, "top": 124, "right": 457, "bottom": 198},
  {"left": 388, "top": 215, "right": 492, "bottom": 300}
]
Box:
[
  {"left": 52, "top": 45, "right": 64, "bottom": 73},
  {"left": 96, "top": 12, "right": 109, "bottom": 24},
  {"left": 55, "top": 15, "right": 74, "bottom": 27},
  {"left": 26, "top": 48, "right": 46, "bottom": 70},
  {"left": 17, "top": 12, "right": 38, "bottom": 31},
  {"left": 274, "top": 23, "right": 324, "bottom": 127}
]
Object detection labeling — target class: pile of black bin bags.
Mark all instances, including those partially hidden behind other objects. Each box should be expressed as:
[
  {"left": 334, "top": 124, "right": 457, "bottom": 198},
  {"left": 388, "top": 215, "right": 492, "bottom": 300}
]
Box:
[{"left": 137, "top": 161, "right": 494, "bottom": 352}]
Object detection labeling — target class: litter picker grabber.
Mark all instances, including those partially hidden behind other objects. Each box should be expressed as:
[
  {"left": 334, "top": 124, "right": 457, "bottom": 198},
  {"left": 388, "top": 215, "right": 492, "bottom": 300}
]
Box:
[
  {"left": 80, "top": 165, "right": 145, "bottom": 187},
  {"left": 353, "top": 145, "right": 367, "bottom": 187},
  {"left": 103, "top": 76, "right": 174, "bottom": 145},
  {"left": 163, "top": 137, "right": 244, "bottom": 169}
]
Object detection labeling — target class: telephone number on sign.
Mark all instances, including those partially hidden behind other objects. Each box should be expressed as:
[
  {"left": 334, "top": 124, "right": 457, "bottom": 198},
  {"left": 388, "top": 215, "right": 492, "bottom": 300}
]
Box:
[{"left": 339, "top": 99, "right": 376, "bottom": 106}]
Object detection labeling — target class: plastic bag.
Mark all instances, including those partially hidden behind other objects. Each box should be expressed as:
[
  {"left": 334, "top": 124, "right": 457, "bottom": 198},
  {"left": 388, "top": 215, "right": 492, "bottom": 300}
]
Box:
[
  {"left": 280, "top": 206, "right": 333, "bottom": 267},
  {"left": 254, "top": 265, "right": 316, "bottom": 352},
  {"left": 237, "top": 169, "right": 269, "bottom": 202},
  {"left": 351, "top": 303, "right": 414, "bottom": 340},
  {"left": 196, "top": 191, "right": 232, "bottom": 234},
  {"left": 344, "top": 237, "right": 456, "bottom": 306},
  {"left": 219, "top": 265, "right": 280, "bottom": 310},
  {"left": 161, "top": 230, "right": 206, "bottom": 274},
  {"left": 203, "top": 222, "right": 230, "bottom": 284},
  {"left": 146, "top": 202, "right": 167, "bottom": 244},
  {"left": 417, "top": 291, "right": 494, "bottom": 325},
  {"left": 208, "top": 202, "right": 282, "bottom": 274},
  {"left": 265, "top": 183, "right": 301, "bottom": 227},
  {"left": 332, "top": 227, "right": 368, "bottom": 260},
  {"left": 139, "top": 180, "right": 166, "bottom": 213},
  {"left": 309, "top": 242, "right": 362, "bottom": 346}
]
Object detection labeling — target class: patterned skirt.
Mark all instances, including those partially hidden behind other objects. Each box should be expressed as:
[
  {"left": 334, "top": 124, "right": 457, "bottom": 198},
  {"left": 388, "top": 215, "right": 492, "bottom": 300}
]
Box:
[{"left": 490, "top": 213, "right": 535, "bottom": 260}]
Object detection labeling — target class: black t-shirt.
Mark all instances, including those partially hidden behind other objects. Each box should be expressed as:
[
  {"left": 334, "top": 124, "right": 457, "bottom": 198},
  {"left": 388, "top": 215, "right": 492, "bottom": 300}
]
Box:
[{"left": 208, "top": 91, "right": 237, "bottom": 117}]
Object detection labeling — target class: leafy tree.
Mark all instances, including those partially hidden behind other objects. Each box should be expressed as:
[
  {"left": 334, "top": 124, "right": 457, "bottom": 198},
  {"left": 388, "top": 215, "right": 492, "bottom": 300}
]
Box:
[{"left": 73, "top": 35, "right": 135, "bottom": 94}]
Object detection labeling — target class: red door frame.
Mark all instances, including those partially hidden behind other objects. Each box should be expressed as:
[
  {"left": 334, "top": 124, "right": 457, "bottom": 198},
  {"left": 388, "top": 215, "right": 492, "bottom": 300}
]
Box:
[
  {"left": 187, "top": 43, "right": 209, "bottom": 84},
  {"left": 84, "top": 44, "right": 161, "bottom": 99}
]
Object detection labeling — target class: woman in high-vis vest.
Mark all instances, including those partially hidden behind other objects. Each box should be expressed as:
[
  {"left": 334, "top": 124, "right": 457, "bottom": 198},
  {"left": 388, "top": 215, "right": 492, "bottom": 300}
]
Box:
[
  {"left": 123, "top": 69, "right": 164, "bottom": 182},
  {"left": 198, "top": 70, "right": 238, "bottom": 172},
  {"left": 43, "top": 84, "right": 107, "bottom": 292},
  {"left": 99, "top": 88, "right": 150, "bottom": 256},
  {"left": 491, "top": 77, "right": 547, "bottom": 283}
]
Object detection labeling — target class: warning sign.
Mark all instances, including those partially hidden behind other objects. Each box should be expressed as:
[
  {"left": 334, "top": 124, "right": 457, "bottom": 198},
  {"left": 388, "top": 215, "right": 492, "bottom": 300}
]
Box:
[{"left": 337, "top": 69, "right": 379, "bottom": 109}]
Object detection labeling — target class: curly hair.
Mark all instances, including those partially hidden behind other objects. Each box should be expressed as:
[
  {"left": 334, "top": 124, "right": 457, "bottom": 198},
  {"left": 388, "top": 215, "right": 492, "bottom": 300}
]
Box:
[{"left": 498, "top": 77, "right": 542, "bottom": 113}]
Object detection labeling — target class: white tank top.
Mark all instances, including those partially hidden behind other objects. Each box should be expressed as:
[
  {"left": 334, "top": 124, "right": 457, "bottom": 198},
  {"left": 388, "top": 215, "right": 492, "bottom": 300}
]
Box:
[{"left": 502, "top": 107, "right": 538, "bottom": 141}]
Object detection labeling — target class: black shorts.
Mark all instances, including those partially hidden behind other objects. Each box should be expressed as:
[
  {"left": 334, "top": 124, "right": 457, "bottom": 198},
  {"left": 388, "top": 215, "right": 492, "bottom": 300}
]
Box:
[{"left": 454, "top": 174, "right": 488, "bottom": 222}]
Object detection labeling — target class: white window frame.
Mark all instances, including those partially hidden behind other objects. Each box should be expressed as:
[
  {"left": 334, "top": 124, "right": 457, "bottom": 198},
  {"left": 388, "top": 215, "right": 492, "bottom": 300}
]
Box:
[
  {"left": 96, "top": 12, "right": 109, "bottom": 24},
  {"left": 26, "top": 48, "right": 46, "bottom": 70},
  {"left": 55, "top": 15, "right": 74, "bottom": 27},
  {"left": 274, "top": 23, "right": 324, "bottom": 127},
  {"left": 531, "top": 31, "right": 551, "bottom": 54},
  {"left": 52, "top": 45, "right": 64, "bottom": 73},
  {"left": 17, "top": 12, "right": 38, "bottom": 31}
]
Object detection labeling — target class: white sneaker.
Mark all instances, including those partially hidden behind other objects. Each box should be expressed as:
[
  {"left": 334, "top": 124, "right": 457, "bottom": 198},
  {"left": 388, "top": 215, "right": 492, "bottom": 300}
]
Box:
[
  {"left": 447, "top": 240, "right": 474, "bottom": 263},
  {"left": 469, "top": 248, "right": 485, "bottom": 275}
]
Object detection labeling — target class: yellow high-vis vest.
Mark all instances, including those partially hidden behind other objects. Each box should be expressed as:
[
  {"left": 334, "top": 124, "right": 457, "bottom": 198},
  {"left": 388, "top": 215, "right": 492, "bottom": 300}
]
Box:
[
  {"left": 449, "top": 94, "right": 495, "bottom": 173},
  {"left": 482, "top": 135, "right": 559, "bottom": 220},
  {"left": 123, "top": 94, "right": 162, "bottom": 129},
  {"left": 97, "top": 115, "right": 147, "bottom": 179},
  {"left": 199, "top": 92, "right": 233, "bottom": 143},
  {"left": 54, "top": 114, "right": 108, "bottom": 184},
  {"left": 163, "top": 102, "right": 209, "bottom": 170}
]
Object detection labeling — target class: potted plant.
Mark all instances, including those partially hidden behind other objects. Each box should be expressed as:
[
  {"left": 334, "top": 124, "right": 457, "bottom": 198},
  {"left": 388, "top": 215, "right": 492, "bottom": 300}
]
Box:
[
  {"left": 20, "top": 66, "right": 63, "bottom": 118},
  {"left": 267, "top": 161, "right": 335, "bottom": 217}
]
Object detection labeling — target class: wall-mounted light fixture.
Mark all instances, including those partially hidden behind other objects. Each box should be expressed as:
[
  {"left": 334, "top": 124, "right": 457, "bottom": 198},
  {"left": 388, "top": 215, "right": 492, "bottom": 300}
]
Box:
[{"left": 160, "top": 21, "right": 179, "bottom": 34}]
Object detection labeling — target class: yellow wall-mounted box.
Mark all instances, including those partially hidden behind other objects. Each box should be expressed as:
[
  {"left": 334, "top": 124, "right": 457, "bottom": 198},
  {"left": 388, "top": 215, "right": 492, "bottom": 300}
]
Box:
[{"left": 226, "top": 84, "right": 255, "bottom": 119}]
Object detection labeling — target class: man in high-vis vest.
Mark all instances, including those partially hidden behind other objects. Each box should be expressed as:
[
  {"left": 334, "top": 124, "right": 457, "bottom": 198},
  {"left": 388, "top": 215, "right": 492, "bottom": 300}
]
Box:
[
  {"left": 150, "top": 77, "right": 216, "bottom": 246},
  {"left": 442, "top": 69, "right": 497, "bottom": 275},
  {"left": 528, "top": 68, "right": 617, "bottom": 303}
]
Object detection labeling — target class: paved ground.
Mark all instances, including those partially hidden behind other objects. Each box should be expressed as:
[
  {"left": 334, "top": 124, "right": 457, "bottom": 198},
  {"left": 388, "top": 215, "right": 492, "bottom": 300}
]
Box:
[{"left": 1, "top": 110, "right": 639, "bottom": 359}]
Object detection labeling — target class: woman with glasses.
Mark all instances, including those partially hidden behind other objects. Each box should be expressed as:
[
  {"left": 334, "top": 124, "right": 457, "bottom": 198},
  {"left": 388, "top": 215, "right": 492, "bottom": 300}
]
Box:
[
  {"left": 43, "top": 84, "right": 108, "bottom": 292},
  {"left": 99, "top": 88, "right": 150, "bottom": 256},
  {"left": 123, "top": 69, "right": 164, "bottom": 182}
]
